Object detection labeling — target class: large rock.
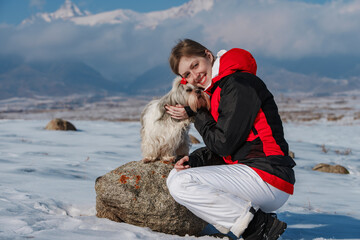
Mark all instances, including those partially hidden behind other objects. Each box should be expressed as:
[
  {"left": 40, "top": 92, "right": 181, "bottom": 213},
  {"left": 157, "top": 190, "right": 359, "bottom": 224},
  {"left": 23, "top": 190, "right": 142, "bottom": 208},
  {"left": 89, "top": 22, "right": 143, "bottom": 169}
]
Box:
[
  {"left": 312, "top": 163, "right": 349, "bottom": 174},
  {"left": 45, "top": 118, "right": 77, "bottom": 131},
  {"left": 95, "top": 160, "right": 207, "bottom": 236}
]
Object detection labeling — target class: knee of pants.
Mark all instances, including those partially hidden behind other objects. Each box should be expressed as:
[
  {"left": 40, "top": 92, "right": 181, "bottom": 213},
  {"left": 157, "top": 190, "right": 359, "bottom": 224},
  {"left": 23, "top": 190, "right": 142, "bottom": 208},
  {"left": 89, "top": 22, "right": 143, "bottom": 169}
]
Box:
[{"left": 166, "top": 170, "right": 193, "bottom": 199}]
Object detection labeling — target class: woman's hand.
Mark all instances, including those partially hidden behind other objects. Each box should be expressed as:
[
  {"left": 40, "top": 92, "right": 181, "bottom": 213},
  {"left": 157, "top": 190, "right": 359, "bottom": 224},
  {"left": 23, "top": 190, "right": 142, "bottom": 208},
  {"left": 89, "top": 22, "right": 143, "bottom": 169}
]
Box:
[
  {"left": 165, "top": 104, "right": 189, "bottom": 120},
  {"left": 174, "top": 156, "right": 190, "bottom": 172}
]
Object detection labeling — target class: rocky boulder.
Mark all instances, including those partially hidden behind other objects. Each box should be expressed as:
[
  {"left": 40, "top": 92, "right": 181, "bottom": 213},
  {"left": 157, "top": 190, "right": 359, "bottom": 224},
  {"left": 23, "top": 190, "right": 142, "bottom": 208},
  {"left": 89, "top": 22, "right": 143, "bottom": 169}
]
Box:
[
  {"left": 45, "top": 118, "right": 77, "bottom": 131},
  {"left": 95, "top": 160, "right": 207, "bottom": 236},
  {"left": 312, "top": 163, "right": 349, "bottom": 174}
]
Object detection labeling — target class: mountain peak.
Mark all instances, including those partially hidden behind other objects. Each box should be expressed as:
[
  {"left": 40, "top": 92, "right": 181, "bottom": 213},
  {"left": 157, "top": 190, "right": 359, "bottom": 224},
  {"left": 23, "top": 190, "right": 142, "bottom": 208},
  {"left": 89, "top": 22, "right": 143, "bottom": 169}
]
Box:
[
  {"left": 53, "top": 0, "right": 85, "bottom": 19},
  {"left": 21, "top": 0, "right": 88, "bottom": 24},
  {"left": 138, "top": 0, "right": 214, "bottom": 29},
  {"left": 180, "top": 0, "right": 214, "bottom": 16},
  {"left": 21, "top": 0, "right": 214, "bottom": 28}
]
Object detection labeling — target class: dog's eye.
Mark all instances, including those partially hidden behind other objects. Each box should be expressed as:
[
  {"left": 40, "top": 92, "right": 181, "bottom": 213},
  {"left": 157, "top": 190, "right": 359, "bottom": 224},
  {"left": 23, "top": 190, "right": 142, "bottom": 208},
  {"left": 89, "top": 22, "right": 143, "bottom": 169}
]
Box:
[{"left": 186, "top": 88, "right": 193, "bottom": 92}]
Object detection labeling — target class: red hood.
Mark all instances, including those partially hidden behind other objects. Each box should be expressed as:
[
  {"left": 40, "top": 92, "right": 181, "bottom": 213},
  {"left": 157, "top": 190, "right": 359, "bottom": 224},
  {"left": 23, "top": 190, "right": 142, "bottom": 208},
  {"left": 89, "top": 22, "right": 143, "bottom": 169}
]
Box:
[{"left": 206, "top": 48, "right": 257, "bottom": 95}]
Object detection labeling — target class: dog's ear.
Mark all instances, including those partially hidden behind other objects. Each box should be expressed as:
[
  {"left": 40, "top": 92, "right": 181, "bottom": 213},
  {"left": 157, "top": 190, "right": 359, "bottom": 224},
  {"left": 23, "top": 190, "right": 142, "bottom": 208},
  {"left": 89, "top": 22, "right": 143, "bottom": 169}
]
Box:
[
  {"left": 172, "top": 76, "right": 183, "bottom": 89},
  {"left": 157, "top": 95, "right": 168, "bottom": 120},
  {"left": 157, "top": 77, "right": 181, "bottom": 117},
  {"left": 204, "top": 92, "right": 211, "bottom": 110},
  {"left": 168, "top": 76, "right": 187, "bottom": 106},
  {"left": 157, "top": 76, "right": 187, "bottom": 121},
  {"left": 188, "top": 93, "right": 199, "bottom": 113}
]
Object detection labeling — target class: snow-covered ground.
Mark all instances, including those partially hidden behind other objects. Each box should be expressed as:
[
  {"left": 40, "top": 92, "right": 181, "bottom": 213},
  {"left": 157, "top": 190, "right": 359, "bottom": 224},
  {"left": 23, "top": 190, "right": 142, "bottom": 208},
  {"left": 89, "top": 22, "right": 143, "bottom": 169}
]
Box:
[{"left": 0, "top": 118, "right": 359, "bottom": 240}]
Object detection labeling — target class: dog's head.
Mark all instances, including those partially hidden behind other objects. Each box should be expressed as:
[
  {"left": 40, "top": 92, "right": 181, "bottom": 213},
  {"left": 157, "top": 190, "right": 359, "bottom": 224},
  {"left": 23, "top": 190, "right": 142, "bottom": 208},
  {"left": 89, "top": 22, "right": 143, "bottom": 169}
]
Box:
[
  {"left": 158, "top": 77, "right": 210, "bottom": 119},
  {"left": 166, "top": 77, "right": 199, "bottom": 107}
]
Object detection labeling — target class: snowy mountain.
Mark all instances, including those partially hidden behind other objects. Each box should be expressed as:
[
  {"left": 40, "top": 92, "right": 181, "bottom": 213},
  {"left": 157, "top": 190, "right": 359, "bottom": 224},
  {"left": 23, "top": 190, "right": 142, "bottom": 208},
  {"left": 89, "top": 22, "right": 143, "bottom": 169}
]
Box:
[
  {"left": 21, "top": 0, "right": 214, "bottom": 28},
  {"left": 21, "top": 0, "right": 89, "bottom": 25}
]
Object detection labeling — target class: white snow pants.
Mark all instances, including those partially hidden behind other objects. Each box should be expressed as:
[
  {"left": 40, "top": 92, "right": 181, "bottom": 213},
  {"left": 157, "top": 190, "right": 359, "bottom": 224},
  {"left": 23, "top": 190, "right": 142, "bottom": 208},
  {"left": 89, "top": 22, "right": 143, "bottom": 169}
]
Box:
[{"left": 166, "top": 164, "right": 290, "bottom": 237}]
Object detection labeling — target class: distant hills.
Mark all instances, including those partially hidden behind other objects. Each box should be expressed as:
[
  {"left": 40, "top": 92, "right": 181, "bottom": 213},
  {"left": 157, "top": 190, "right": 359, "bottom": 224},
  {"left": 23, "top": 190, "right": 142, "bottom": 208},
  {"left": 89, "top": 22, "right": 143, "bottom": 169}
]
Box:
[
  {"left": 0, "top": 55, "right": 121, "bottom": 99},
  {"left": 125, "top": 65, "right": 175, "bottom": 96},
  {"left": 259, "top": 65, "right": 360, "bottom": 97},
  {"left": 0, "top": 54, "right": 180, "bottom": 99},
  {"left": 1, "top": 54, "right": 360, "bottom": 100}
]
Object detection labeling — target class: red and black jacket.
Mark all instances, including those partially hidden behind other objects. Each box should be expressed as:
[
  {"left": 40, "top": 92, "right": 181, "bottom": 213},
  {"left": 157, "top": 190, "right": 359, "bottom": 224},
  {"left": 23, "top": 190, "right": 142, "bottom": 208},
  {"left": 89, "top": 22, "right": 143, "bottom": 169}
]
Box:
[{"left": 187, "top": 48, "right": 296, "bottom": 195}]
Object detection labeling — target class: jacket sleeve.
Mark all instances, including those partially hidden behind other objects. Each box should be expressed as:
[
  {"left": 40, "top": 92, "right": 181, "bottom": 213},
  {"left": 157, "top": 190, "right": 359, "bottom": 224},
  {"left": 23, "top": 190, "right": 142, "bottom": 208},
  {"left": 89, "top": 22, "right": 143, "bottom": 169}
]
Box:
[
  {"left": 184, "top": 106, "right": 196, "bottom": 117},
  {"left": 187, "top": 147, "right": 225, "bottom": 167},
  {"left": 194, "top": 74, "right": 262, "bottom": 157}
]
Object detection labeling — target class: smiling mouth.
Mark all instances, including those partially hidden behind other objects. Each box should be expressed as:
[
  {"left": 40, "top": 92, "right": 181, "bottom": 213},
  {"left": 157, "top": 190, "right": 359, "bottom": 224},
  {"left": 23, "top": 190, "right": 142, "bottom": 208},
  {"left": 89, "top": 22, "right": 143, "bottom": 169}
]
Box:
[{"left": 198, "top": 74, "right": 206, "bottom": 85}]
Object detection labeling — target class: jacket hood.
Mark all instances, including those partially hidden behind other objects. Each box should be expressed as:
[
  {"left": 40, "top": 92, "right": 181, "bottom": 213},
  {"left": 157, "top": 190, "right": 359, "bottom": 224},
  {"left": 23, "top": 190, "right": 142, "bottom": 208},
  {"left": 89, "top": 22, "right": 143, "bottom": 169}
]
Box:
[{"left": 206, "top": 48, "right": 257, "bottom": 94}]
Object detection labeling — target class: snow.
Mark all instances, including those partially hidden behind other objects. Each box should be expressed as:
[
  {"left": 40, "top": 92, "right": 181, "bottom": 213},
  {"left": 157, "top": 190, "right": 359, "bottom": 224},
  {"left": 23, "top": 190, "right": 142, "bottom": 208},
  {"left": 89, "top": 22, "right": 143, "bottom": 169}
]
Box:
[
  {"left": 71, "top": 9, "right": 139, "bottom": 26},
  {"left": 71, "top": 0, "right": 214, "bottom": 29},
  {"left": 21, "top": 0, "right": 214, "bottom": 29},
  {"left": 0, "top": 117, "right": 359, "bottom": 240},
  {"left": 21, "top": 0, "right": 87, "bottom": 25}
]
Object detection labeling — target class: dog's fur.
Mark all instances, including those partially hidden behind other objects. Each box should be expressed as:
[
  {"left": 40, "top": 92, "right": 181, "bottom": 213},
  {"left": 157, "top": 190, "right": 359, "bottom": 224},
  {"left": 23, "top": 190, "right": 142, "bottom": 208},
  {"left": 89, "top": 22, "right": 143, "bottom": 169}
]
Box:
[{"left": 140, "top": 77, "right": 209, "bottom": 163}]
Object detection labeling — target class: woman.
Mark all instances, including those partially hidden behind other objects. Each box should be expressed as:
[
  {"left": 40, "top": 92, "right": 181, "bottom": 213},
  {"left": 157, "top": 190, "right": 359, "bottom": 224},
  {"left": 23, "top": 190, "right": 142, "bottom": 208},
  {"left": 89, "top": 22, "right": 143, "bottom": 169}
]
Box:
[{"left": 165, "top": 39, "right": 296, "bottom": 240}]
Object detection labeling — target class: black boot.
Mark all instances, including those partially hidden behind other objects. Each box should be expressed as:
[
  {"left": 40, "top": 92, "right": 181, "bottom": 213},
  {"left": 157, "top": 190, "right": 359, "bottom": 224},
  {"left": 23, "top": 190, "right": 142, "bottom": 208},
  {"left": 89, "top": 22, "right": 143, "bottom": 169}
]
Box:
[{"left": 242, "top": 209, "right": 287, "bottom": 240}]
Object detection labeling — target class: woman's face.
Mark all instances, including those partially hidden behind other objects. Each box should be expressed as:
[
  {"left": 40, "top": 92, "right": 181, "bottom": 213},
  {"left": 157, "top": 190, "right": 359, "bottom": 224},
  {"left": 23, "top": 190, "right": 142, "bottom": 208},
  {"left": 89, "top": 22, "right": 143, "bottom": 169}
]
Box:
[{"left": 178, "top": 50, "right": 213, "bottom": 89}]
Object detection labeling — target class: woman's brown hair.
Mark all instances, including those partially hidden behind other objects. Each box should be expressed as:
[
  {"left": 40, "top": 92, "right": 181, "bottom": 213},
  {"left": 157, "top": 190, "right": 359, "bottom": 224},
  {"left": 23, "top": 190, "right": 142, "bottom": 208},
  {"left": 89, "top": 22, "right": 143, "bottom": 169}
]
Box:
[{"left": 169, "top": 39, "right": 214, "bottom": 75}]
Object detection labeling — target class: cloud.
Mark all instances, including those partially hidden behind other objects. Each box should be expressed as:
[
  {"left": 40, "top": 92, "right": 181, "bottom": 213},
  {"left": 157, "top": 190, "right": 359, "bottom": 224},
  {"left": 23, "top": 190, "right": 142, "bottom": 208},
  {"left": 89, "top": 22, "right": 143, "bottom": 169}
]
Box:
[
  {"left": 29, "top": 0, "right": 46, "bottom": 10},
  {"left": 202, "top": 0, "right": 360, "bottom": 59},
  {"left": 0, "top": 16, "right": 203, "bottom": 81},
  {"left": 1, "top": 0, "right": 360, "bottom": 82}
]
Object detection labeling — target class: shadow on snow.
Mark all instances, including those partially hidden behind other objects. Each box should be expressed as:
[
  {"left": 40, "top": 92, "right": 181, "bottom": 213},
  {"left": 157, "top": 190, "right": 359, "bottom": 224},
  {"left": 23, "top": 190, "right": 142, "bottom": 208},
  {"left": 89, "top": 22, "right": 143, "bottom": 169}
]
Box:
[{"left": 201, "top": 212, "right": 360, "bottom": 240}]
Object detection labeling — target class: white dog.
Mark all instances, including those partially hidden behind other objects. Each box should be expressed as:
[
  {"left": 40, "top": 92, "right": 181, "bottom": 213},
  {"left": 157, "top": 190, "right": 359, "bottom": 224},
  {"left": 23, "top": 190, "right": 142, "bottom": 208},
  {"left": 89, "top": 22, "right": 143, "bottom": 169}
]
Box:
[{"left": 140, "top": 77, "right": 209, "bottom": 163}]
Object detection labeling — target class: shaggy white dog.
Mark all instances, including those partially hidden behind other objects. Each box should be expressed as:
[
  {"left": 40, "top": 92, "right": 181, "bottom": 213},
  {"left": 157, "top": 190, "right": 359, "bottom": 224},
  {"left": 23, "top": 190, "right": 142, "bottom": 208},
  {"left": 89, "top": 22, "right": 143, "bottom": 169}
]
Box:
[{"left": 140, "top": 77, "right": 209, "bottom": 163}]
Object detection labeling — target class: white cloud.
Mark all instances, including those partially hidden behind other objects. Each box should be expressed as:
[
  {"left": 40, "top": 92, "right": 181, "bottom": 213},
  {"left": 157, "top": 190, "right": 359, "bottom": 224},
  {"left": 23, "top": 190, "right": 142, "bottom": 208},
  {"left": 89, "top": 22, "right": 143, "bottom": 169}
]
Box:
[
  {"left": 201, "top": 0, "right": 360, "bottom": 59},
  {"left": 29, "top": 0, "right": 46, "bottom": 10}
]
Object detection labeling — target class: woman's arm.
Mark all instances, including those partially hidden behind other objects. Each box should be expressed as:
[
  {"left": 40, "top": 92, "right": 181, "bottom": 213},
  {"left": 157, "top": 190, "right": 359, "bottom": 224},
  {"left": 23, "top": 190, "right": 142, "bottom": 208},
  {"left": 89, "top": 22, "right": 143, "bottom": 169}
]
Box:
[
  {"left": 174, "top": 147, "right": 225, "bottom": 171},
  {"left": 195, "top": 73, "right": 262, "bottom": 157},
  {"left": 187, "top": 147, "right": 224, "bottom": 167}
]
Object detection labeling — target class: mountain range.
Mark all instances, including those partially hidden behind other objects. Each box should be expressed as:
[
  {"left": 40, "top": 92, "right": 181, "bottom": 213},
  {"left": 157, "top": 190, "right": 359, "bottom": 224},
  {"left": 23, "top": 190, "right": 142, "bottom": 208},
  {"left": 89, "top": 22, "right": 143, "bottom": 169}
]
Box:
[
  {"left": 0, "top": 55, "right": 121, "bottom": 99},
  {"left": 21, "top": 0, "right": 213, "bottom": 29},
  {"left": 2, "top": 53, "right": 359, "bottom": 100}
]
